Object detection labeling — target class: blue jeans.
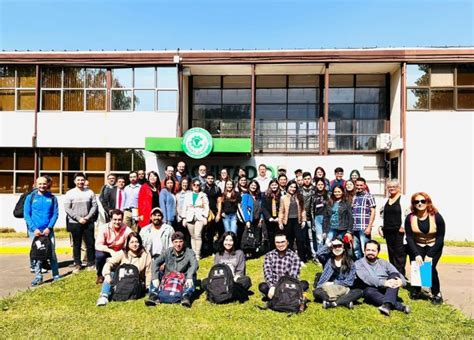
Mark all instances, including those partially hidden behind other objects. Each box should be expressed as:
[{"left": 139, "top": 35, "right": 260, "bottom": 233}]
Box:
[
  {"left": 100, "top": 272, "right": 115, "bottom": 297},
  {"left": 325, "top": 229, "right": 347, "bottom": 246},
  {"left": 353, "top": 229, "right": 371, "bottom": 260},
  {"left": 223, "top": 213, "right": 238, "bottom": 234},
  {"left": 29, "top": 230, "right": 59, "bottom": 278},
  {"left": 313, "top": 215, "right": 324, "bottom": 251}
]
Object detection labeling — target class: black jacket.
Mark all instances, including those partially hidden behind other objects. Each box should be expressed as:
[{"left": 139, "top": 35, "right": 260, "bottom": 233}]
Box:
[{"left": 323, "top": 200, "right": 353, "bottom": 233}]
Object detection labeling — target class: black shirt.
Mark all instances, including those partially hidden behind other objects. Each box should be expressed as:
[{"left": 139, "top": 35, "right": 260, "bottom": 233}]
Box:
[
  {"left": 152, "top": 189, "right": 160, "bottom": 209},
  {"left": 203, "top": 184, "right": 221, "bottom": 213},
  {"left": 383, "top": 196, "right": 402, "bottom": 230}
]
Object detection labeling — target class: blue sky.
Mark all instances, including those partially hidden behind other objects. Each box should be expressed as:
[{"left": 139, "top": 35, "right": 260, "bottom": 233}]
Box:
[{"left": 0, "top": 0, "right": 472, "bottom": 51}]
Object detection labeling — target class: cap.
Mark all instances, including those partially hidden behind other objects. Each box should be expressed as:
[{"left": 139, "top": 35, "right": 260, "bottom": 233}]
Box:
[
  {"left": 171, "top": 231, "right": 185, "bottom": 241},
  {"left": 277, "top": 165, "right": 287, "bottom": 172},
  {"left": 150, "top": 207, "right": 163, "bottom": 216}
]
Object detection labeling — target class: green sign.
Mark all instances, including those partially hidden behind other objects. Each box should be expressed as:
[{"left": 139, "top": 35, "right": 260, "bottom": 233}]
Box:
[{"left": 182, "top": 128, "right": 213, "bottom": 159}]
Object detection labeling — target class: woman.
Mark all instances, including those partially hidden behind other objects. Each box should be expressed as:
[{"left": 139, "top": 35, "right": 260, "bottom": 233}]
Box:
[
  {"left": 345, "top": 180, "right": 356, "bottom": 204},
  {"left": 218, "top": 180, "right": 241, "bottom": 234},
  {"left": 182, "top": 178, "right": 210, "bottom": 260},
  {"left": 216, "top": 168, "right": 230, "bottom": 192},
  {"left": 378, "top": 180, "right": 410, "bottom": 276},
  {"left": 202, "top": 232, "right": 252, "bottom": 302},
  {"left": 278, "top": 181, "right": 309, "bottom": 262},
  {"left": 137, "top": 171, "right": 161, "bottom": 228},
  {"left": 240, "top": 180, "right": 263, "bottom": 256},
  {"left": 96, "top": 232, "right": 152, "bottom": 306},
  {"left": 261, "top": 179, "right": 281, "bottom": 251},
  {"left": 235, "top": 176, "right": 248, "bottom": 193},
  {"left": 312, "top": 178, "right": 329, "bottom": 252},
  {"left": 349, "top": 169, "right": 361, "bottom": 182},
  {"left": 159, "top": 177, "right": 177, "bottom": 225},
  {"left": 313, "top": 237, "right": 362, "bottom": 309},
  {"left": 405, "top": 192, "right": 445, "bottom": 304},
  {"left": 323, "top": 185, "right": 353, "bottom": 246},
  {"left": 313, "top": 166, "right": 330, "bottom": 192}
]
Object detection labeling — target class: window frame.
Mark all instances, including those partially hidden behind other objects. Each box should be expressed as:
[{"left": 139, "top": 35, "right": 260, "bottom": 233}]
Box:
[{"left": 0, "top": 66, "right": 36, "bottom": 112}]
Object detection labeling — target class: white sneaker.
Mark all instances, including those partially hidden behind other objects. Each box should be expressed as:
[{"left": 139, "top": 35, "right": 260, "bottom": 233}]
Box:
[{"left": 96, "top": 296, "right": 109, "bottom": 306}]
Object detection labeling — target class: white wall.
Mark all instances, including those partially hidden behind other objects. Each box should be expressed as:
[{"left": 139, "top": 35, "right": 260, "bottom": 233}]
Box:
[
  {"left": 406, "top": 111, "right": 474, "bottom": 241},
  {"left": 0, "top": 111, "right": 35, "bottom": 147}
]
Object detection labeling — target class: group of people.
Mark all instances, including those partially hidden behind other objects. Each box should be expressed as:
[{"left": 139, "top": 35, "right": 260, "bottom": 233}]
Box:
[{"left": 21, "top": 161, "right": 446, "bottom": 314}]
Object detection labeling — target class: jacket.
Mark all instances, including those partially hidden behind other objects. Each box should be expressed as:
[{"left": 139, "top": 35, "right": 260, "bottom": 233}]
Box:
[
  {"left": 159, "top": 189, "right": 177, "bottom": 224},
  {"left": 137, "top": 183, "right": 159, "bottom": 228},
  {"left": 261, "top": 194, "right": 281, "bottom": 221},
  {"left": 240, "top": 193, "right": 262, "bottom": 222},
  {"left": 24, "top": 191, "right": 58, "bottom": 233},
  {"left": 323, "top": 200, "right": 353, "bottom": 233},
  {"left": 102, "top": 249, "right": 152, "bottom": 288},
  {"left": 182, "top": 191, "right": 209, "bottom": 225},
  {"left": 152, "top": 247, "right": 199, "bottom": 281},
  {"left": 278, "top": 194, "right": 307, "bottom": 225},
  {"left": 140, "top": 223, "right": 175, "bottom": 257},
  {"left": 312, "top": 192, "right": 329, "bottom": 217},
  {"left": 300, "top": 185, "right": 315, "bottom": 219}
]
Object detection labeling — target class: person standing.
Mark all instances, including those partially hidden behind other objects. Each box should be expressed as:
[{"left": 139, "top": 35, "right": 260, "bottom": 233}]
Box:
[
  {"left": 329, "top": 167, "right": 346, "bottom": 193},
  {"left": 261, "top": 179, "right": 282, "bottom": 252},
  {"left": 203, "top": 173, "right": 222, "bottom": 256},
  {"left": 159, "top": 177, "right": 178, "bottom": 225},
  {"left": 300, "top": 172, "right": 315, "bottom": 259},
  {"left": 312, "top": 178, "right": 329, "bottom": 254},
  {"left": 175, "top": 161, "right": 187, "bottom": 183},
  {"left": 404, "top": 192, "right": 445, "bottom": 304},
  {"left": 101, "top": 176, "right": 127, "bottom": 222},
  {"left": 24, "top": 176, "right": 60, "bottom": 285},
  {"left": 378, "top": 180, "right": 410, "bottom": 276},
  {"left": 218, "top": 180, "right": 241, "bottom": 235},
  {"left": 137, "top": 171, "right": 161, "bottom": 229},
  {"left": 64, "top": 172, "right": 98, "bottom": 273},
  {"left": 193, "top": 164, "right": 207, "bottom": 189},
  {"left": 137, "top": 169, "right": 147, "bottom": 185},
  {"left": 324, "top": 186, "right": 353, "bottom": 245},
  {"left": 255, "top": 164, "right": 271, "bottom": 193},
  {"left": 352, "top": 177, "right": 376, "bottom": 259},
  {"left": 123, "top": 171, "right": 141, "bottom": 232},
  {"left": 216, "top": 168, "right": 230, "bottom": 192}
]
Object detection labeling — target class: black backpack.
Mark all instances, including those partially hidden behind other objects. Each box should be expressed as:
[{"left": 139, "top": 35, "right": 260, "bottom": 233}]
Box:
[
  {"left": 206, "top": 263, "right": 235, "bottom": 304},
  {"left": 30, "top": 235, "right": 51, "bottom": 261},
  {"left": 268, "top": 276, "right": 306, "bottom": 314},
  {"left": 111, "top": 263, "right": 144, "bottom": 301},
  {"left": 241, "top": 224, "right": 261, "bottom": 255},
  {"left": 13, "top": 190, "right": 35, "bottom": 218}
]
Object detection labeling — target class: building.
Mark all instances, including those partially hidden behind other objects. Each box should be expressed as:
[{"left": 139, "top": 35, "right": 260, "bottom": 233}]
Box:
[{"left": 0, "top": 48, "right": 472, "bottom": 240}]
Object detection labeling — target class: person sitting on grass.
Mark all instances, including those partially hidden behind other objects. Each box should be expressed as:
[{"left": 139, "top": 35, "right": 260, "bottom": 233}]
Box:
[
  {"left": 354, "top": 240, "right": 411, "bottom": 316},
  {"left": 202, "top": 231, "right": 252, "bottom": 302},
  {"left": 313, "top": 237, "right": 362, "bottom": 309},
  {"left": 96, "top": 232, "right": 152, "bottom": 306},
  {"left": 258, "top": 233, "right": 308, "bottom": 301},
  {"left": 145, "top": 231, "right": 198, "bottom": 307},
  {"left": 95, "top": 209, "right": 132, "bottom": 284}
]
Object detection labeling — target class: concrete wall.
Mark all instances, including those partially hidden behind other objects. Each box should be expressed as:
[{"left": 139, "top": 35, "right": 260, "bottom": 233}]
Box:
[{"left": 0, "top": 111, "right": 35, "bottom": 147}]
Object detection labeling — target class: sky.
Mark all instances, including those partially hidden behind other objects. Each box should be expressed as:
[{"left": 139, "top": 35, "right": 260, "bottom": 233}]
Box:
[{"left": 0, "top": 0, "right": 472, "bottom": 51}]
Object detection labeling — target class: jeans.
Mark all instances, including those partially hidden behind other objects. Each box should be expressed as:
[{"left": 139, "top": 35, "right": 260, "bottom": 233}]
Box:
[
  {"left": 313, "top": 215, "right": 324, "bottom": 252},
  {"left": 29, "top": 231, "right": 59, "bottom": 278},
  {"left": 362, "top": 273, "right": 405, "bottom": 311},
  {"left": 223, "top": 213, "right": 238, "bottom": 234},
  {"left": 353, "top": 229, "right": 371, "bottom": 260},
  {"left": 95, "top": 251, "right": 111, "bottom": 277},
  {"left": 100, "top": 272, "right": 115, "bottom": 297},
  {"left": 326, "top": 229, "right": 347, "bottom": 246}
]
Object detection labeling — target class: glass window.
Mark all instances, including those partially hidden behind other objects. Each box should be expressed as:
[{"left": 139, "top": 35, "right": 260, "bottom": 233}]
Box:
[
  {"left": 157, "top": 67, "right": 178, "bottom": 88},
  {"left": 329, "top": 75, "right": 353, "bottom": 87},
  {"left": 193, "top": 105, "right": 220, "bottom": 119},
  {"left": 355, "top": 104, "right": 385, "bottom": 119},
  {"left": 457, "top": 64, "right": 474, "bottom": 86},
  {"left": 17, "top": 66, "right": 36, "bottom": 88},
  {"left": 157, "top": 90, "right": 177, "bottom": 111},
  {"left": 0, "top": 149, "right": 14, "bottom": 169},
  {"left": 329, "top": 104, "right": 354, "bottom": 120},
  {"left": 287, "top": 104, "right": 317, "bottom": 120},
  {"left": 16, "top": 149, "right": 34, "bottom": 170},
  {"left": 354, "top": 136, "right": 377, "bottom": 150},
  {"left": 16, "top": 173, "right": 35, "bottom": 193},
  {"left": 457, "top": 88, "right": 474, "bottom": 109},
  {"left": 63, "top": 150, "right": 83, "bottom": 170},
  {"left": 407, "top": 64, "right": 429, "bottom": 86},
  {"left": 407, "top": 88, "right": 429, "bottom": 110},
  {"left": 355, "top": 88, "right": 385, "bottom": 103},
  {"left": 222, "top": 89, "right": 251, "bottom": 104},
  {"left": 0, "top": 90, "right": 15, "bottom": 110},
  {"left": 356, "top": 74, "right": 385, "bottom": 87},
  {"left": 42, "top": 90, "right": 61, "bottom": 110},
  {"left": 40, "top": 149, "right": 61, "bottom": 170},
  {"left": 222, "top": 104, "right": 250, "bottom": 119},
  {"left": 193, "top": 76, "right": 220, "bottom": 88},
  {"left": 63, "top": 90, "right": 84, "bottom": 111},
  {"left": 193, "top": 89, "right": 221, "bottom": 104},
  {"left": 255, "top": 104, "right": 286, "bottom": 120},
  {"left": 85, "top": 174, "right": 104, "bottom": 193},
  {"left": 256, "top": 89, "right": 287, "bottom": 103},
  {"left": 111, "top": 149, "right": 133, "bottom": 171},
  {"left": 17, "top": 90, "right": 35, "bottom": 110},
  {"left": 112, "top": 68, "right": 133, "bottom": 88},
  {"left": 256, "top": 75, "right": 286, "bottom": 88},
  {"left": 223, "top": 76, "right": 251, "bottom": 88},
  {"left": 85, "top": 150, "right": 106, "bottom": 171},
  {"left": 63, "top": 68, "right": 85, "bottom": 88},
  {"left": 86, "top": 68, "right": 106, "bottom": 88},
  {"left": 112, "top": 90, "right": 132, "bottom": 110},
  {"left": 86, "top": 90, "right": 106, "bottom": 111},
  {"left": 288, "top": 88, "right": 317, "bottom": 103},
  {"left": 0, "top": 66, "right": 15, "bottom": 87},
  {"left": 289, "top": 75, "right": 318, "bottom": 88},
  {"left": 355, "top": 119, "right": 385, "bottom": 134},
  {"left": 134, "top": 68, "right": 155, "bottom": 88},
  {"left": 430, "top": 89, "right": 454, "bottom": 110},
  {"left": 0, "top": 173, "right": 14, "bottom": 193},
  {"left": 430, "top": 65, "right": 454, "bottom": 87},
  {"left": 41, "top": 67, "right": 62, "bottom": 88},
  {"left": 134, "top": 90, "right": 154, "bottom": 111},
  {"left": 329, "top": 88, "right": 354, "bottom": 103}
]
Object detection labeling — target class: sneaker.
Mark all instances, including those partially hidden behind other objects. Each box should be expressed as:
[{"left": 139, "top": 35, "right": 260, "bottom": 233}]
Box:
[
  {"left": 87, "top": 265, "right": 96, "bottom": 272},
  {"left": 403, "top": 304, "right": 412, "bottom": 314},
  {"left": 181, "top": 295, "right": 192, "bottom": 308},
  {"left": 322, "top": 301, "right": 336, "bottom": 309},
  {"left": 144, "top": 296, "right": 160, "bottom": 307},
  {"left": 431, "top": 294, "right": 443, "bottom": 305},
  {"left": 30, "top": 267, "right": 35, "bottom": 273},
  {"left": 53, "top": 275, "right": 61, "bottom": 282},
  {"left": 96, "top": 276, "right": 104, "bottom": 284},
  {"left": 409, "top": 290, "right": 420, "bottom": 300},
  {"left": 41, "top": 268, "right": 48, "bottom": 274},
  {"left": 378, "top": 303, "right": 391, "bottom": 316},
  {"left": 96, "top": 295, "right": 109, "bottom": 307},
  {"left": 72, "top": 265, "right": 82, "bottom": 274},
  {"left": 346, "top": 301, "right": 354, "bottom": 310},
  {"left": 31, "top": 275, "right": 43, "bottom": 286}
]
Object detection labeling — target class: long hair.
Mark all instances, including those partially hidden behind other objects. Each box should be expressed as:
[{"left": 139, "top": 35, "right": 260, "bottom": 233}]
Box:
[
  {"left": 248, "top": 179, "right": 261, "bottom": 198},
  {"left": 179, "top": 176, "right": 191, "bottom": 192},
  {"left": 125, "top": 232, "right": 144, "bottom": 253},
  {"left": 349, "top": 169, "right": 361, "bottom": 181},
  {"left": 218, "top": 231, "right": 237, "bottom": 255},
  {"left": 221, "top": 179, "right": 238, "bottom": 202},
  {"left": 314, "top": 178, "right": 328, "bottom": 200},
  {"left": 313, "top": 166, "right": 327, "bottom": 179},
  {"left": 329, "top": 236, "right": 353, "bottom": 274},
  {"left": 329, "top": 185, "right": 346, "bottom": 206},
  {"left": 163, "top": 176, "right": 177, "bottom": 194},
  {"left": 410, "top": 192, "right": 438, "bottom": 215},
  {"left": 147, "top": 171, "right": 161, "bottom": 190},
  {"left": 236, "top": 176, "right": 248, "bottom": 193},
  {"left": 265, "top": 179, "right": 281, "bottom": 199},
  {"left": 286, "top": 180, "right": 304, "bottom": 208}
]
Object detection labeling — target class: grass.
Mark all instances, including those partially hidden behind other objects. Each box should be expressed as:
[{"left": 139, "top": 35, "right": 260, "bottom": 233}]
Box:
[{"left": 1, "top": 257, "right": 473, "bottom": 339}]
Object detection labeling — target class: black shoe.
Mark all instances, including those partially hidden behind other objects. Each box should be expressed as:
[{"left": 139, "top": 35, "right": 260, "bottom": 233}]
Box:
[
  {"left": 144, "top": 296, "right": 160, "bottom": 307},
  {"left": 378, "top": 303, "right": 391, "bottom": 316},
  {"left": 431, "top": 294, "right": 443, "bottom": 305},
  {"left": 181, "top": 295, "right": 192, "bottom": 308},
  {"left": 409, "top": 290, "right": 420, "bottom": 300}
]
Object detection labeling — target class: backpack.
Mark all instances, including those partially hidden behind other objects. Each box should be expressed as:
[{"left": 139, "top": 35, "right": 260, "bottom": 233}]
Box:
[
  {"left": 206, "top": 263, "right": 235, "bottom": 304},
  {"left": 111, "top": 263, "right": 144, "bottom": 301},
  {"left": 30, "top": 235, "right": 51, "bottom": 261},
  {"left": 241, "top": 224, "right": 261, "bottom": 255},
  {"left": 13, "top": 190, "right": 35, "bottom": 218},
  {"left": 268, "top": 276, "right": 306, "bottom": 314},
  {"left": 158, "top": 271, "right": 186, "bottom": 304}
]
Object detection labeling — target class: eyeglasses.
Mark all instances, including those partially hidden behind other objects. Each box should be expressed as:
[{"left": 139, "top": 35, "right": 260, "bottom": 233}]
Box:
[
  {"left": 192, "top": 184, "right": 200, "bottom": 187},
  {"left": 332, "top": 244, "right": 343, "bottom": 249},
  {"left": 413, "top": 199, "right": 426, "bottom": 205}
]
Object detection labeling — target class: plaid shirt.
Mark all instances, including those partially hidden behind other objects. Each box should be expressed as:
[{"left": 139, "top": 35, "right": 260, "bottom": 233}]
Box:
[
  {"left": 159, "top": 271, "right": 185, "bottom": 295},
  {"left": 263, "top": 248, "right": 301, "bottom": 287},
  {"left": 352, "top": 191, "right": 376, "bottom": 231}
]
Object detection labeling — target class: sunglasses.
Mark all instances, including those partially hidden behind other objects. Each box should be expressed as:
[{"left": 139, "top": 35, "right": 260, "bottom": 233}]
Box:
[
  {"left": 192, "top": 183, "right": 201, "bottom": 187},
  {"left": 332, "top": 244, "right": 343, "bottom": 249},
  {"left": 413, "top": 199, "right": 426, "bottom": 205}
]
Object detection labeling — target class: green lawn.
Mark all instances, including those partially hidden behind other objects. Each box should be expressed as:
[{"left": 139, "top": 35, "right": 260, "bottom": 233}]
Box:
[{"left": 1, "top": 257, "right": 473, "bottom": 338}]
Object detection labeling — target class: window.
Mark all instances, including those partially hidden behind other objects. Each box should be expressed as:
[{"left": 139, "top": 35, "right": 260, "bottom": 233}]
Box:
[
  {"left": 111, "top": 67, "right": 178, "bottom": 112},
  {"left": 328, "top": 74, "right": 388, "bottom": 151},
  {"left": 41, "top": 67, "right": 106, "bottom": 111},
  {"left": 0, "top": 66, "right": 36, "bottom": 111},
  {"left": 255, "top": 75, "right": 320, "bottom": 152},
  {"left": 0, "top": 148, "right": 35, "bottom": 194},
  {"left": 192, "top": 75, "right": 251, "bottom": 138},
  {"left": 407, "top": 63, "right": 474, "bottom": 110}
]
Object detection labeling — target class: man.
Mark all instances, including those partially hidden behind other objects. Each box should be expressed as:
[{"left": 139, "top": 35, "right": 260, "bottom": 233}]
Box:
[
  {"left": 94, "top": 209, "right": 132, "bottom": 284},
  {"left": 175, "top": 161, "right": 187, "bottom": 182},
  {"left": 255, "top": 164, "right": 271, "bottom": 192},
  {"left": 123, "top": 171, "right": 141, "bottom": 231},
  {"left": 300, "top": 172, "right": 315, "bottom": 260},
  {"left": 99, "top": 174, "right": 116, "bottom": 206},
  {"left": 294, "top": 169, "right": 303, "bottom": 180},
  {"left": 64, "top": 172, "right": 98, "bottom": 273},
  {"left": 202, "top": 173, "right": 221, "bottom": 256},
  {"left": 140, "top": 208, "right": 175, "bottom": 259},
  {"left": 277, "top": 174, "right": 288, "bottom": 196},
  {"left": 146, "top": 231, "right": 199, "bottom": 307},
  {"left": 193, "top": 164, "right": 207, "bottom": 188},
  {"left": 296, "top": 175, "right": 304, "bottom": 188},
  {"left": 101, "top": 176, "right": 127, "bottom": 222},
  {"left": 352, "top": 177, "right": 376, "bottom": 259},
  {"left": 329, "top": 167, "right": 346, "bottom": 193},
  {"left": 137, "top": 169, "right": 147, "bottom": 185},
  {"left": 258, "top": 233, "right": 308, "bottom": 300},
  {"left": 24, "top": 176, "right": 59, "bottom": 285},
  {"left": 355, "top": 240, "right": 410, "bottom": 316},
  {"left": 277, "top": 165, "right": 287, "bottom": 177}
]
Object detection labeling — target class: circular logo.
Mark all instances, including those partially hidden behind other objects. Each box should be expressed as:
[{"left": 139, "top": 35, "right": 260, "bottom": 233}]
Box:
[{"left": 182, "top": 128, "right": 213, "bottom": 159}]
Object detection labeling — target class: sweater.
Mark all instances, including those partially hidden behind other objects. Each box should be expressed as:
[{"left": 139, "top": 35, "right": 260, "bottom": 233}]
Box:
[
  {"left": 102, "top": 249, "right": 152, "bottom": 288},
  {"left": 152, "top": 247, "right": 199, "bottom": 281},
  {"left": 63, "top": 187, "right": 98, "bottom": 223},
  {"left": 355, "top": 257, "right": 406, "bottom": 288},
  {"left": 214, "top": 250, "right": 246, "bottom": 276},
  {"left": 159, "top": 189, "right": 177, "bottom": 224},
  {"left": 24, "top": 191, "right": 58, "bottom": 233}
]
